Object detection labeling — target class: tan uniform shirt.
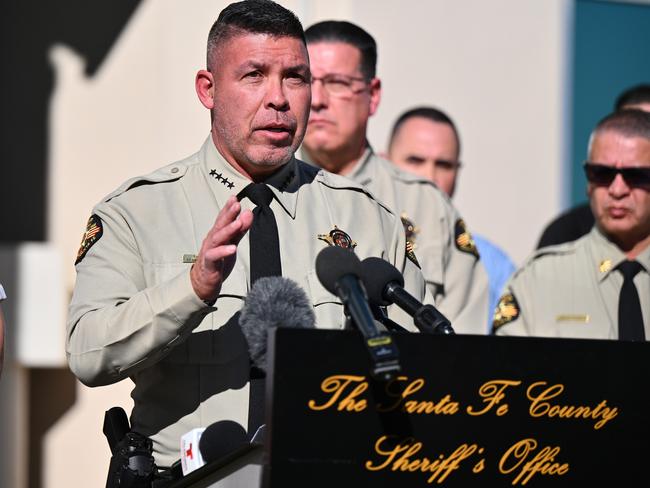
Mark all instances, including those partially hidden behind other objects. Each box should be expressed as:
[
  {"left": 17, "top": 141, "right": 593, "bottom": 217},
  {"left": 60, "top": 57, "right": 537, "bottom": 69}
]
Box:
[
  {"left": 67, "top": 137, "right": 429, "bottom": 466},
  {"left": 494, "top": 226, "right": 650, "bottom": 339},
  {"left": 345, "top": 148, "right": 489, "bottom": 334}
]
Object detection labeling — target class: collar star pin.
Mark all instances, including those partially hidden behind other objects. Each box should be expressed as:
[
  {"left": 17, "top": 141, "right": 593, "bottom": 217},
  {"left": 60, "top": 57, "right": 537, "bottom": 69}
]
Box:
[
  {"left": 599, "top": 259, "right": 612, "bottom": 273},
  {"left": 318, "top": 226, "right": 357, "bottom": 250}
]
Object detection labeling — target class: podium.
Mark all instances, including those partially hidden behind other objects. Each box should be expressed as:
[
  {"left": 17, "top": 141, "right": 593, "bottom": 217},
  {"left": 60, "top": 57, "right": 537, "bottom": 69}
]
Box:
[{"left": 173, "top": 329, "right": 649, "bottom": 487}]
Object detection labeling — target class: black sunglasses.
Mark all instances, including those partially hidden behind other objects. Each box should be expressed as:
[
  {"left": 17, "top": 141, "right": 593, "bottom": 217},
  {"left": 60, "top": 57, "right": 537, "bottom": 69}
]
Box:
[{"left": 583, "top": 162, "right": 650, "bottom": 187}]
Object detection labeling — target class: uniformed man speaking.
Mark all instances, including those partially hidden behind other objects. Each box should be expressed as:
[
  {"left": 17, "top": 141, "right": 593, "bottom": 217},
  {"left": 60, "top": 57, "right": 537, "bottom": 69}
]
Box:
[
  {"left": 494, "top": 109, "right": 650, "bottom": 340},
  {"left": 66, "top": 0, "right": 429, "bottom": 467}
]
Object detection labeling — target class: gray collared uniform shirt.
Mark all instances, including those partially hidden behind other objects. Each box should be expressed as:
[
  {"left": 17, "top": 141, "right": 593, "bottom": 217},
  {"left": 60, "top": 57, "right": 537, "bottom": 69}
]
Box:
[
  {"left": 67, "top": 136, "right": 430, "bottom": 466},
  {"left": 493, "top": 226, "right": 650, "bottom": 339},
  {"left": 342, "top": 148, "right": 489, "bottom": 335}
]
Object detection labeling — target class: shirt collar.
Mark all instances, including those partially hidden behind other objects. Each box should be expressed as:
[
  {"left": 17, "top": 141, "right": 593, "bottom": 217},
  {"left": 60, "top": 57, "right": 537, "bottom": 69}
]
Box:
[
  {"left": 346, "top": 143, "right": 375, "bottom": 185},
  {"left": 200, "top": 135, "right": 298, "bottom": 218}
]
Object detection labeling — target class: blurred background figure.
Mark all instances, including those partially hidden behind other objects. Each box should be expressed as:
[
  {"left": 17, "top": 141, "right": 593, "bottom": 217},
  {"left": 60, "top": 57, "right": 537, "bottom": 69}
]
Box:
[
  {"left": 495, "top": 109, "right": 650, "bottom": 339},
  {"left": 301, "top": 21, "right": 489, "bottom": 334},
  {"left": 537, "top": 83, "right": 650, "bottom": 249},
  {"left": 387, "top": 107, "right": 515, "bottom": 330}
]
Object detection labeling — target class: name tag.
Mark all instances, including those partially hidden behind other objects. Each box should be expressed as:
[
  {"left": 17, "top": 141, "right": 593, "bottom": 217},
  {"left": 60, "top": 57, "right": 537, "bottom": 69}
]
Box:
[{"left": 555, "top": 314, "right": 590, "bottom": 323}]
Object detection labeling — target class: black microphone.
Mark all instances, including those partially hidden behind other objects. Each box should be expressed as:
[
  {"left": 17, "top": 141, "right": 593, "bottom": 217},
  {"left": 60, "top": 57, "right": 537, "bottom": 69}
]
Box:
[
  {"left": 238, "top": 276, "right": 316, "bottom": 437},
  {"left": 198, "top": 420, "right": 249, "bottom": 464},
  {"left": 316, "top": 246, "right": 400, "bottom": 381},
  {"left": 360, "top": 257, "right": 455, "bottom": 335}
]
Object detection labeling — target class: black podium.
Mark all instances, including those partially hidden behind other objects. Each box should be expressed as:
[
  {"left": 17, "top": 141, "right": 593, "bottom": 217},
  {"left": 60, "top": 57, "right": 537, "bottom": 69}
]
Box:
[{"left": 174, "top": 329, "right": 649, "bottom": 487}]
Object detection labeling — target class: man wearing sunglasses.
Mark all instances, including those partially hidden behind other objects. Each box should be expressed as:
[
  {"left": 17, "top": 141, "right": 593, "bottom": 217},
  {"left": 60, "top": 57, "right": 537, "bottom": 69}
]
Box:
[
  {"left": 301, "top": 20, "right": 489, "bottom": 335},
  {"left": 536, "top": 83, "right": 650, "bottom": 249},
  {"left": 494, "top": 109, "right": 650, "bottom": 340}
]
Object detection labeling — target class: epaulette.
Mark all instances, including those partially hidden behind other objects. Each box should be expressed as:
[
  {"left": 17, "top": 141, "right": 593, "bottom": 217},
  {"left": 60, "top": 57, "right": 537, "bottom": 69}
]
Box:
[
  {"left": 316, "top": 169, "right": 395, "bottom": 215},
  {"left": 510, "top": 239, "right": 583, "bottom": 281},
  {"left": 100, "top": 161, "right": 190, "bottom": 203}
]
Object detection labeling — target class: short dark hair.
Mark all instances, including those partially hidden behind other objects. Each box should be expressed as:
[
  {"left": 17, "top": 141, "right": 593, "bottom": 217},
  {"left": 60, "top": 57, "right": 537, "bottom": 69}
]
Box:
[
  {"left": 592, "top": 109, "right": 650, "bottom": 144},
  {"left": 389, "top": 106, "right": 461, "bottom": 156},
  {"left": 305, "top": 20, "right": 377, "bottom": 80},
  {"left": 207, "top": 0, "right": 305, "bottom": 69},
  {"left": 614, "top": 84, "right": 650, "bottom": 111}
]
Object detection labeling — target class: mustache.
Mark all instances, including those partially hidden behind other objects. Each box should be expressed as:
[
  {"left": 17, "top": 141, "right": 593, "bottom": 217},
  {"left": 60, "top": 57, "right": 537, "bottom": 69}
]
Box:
[{"left": 253, "top": 115, "right": 297, "bottom": 132}]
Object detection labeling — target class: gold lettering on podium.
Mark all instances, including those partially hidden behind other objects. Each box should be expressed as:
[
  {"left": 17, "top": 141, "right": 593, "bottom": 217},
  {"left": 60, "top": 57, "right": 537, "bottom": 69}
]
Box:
[
  {"left": 365, "top": 435, "right": 479, "bottom": 483},
  {"left": 307, "top": 375, "right": 367, "bottom": 412},
  {"left": 466, "top": 379, "right": 522, "bottom": 416},
  {"left": 499, "top": 438, "right": 569, "bottom": 485},
  {"left": 526, "top": 381, "right": 618, "bottom": 429}
]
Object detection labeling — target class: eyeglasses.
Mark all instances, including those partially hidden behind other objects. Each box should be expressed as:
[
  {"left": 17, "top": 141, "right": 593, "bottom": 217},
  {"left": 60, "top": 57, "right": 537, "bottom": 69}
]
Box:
[
  {"left": 310, "top": 74, "right": 368, "bottom": 97},
  {"left": 583, "top": 162, "right": 650, "bottom": 188}
]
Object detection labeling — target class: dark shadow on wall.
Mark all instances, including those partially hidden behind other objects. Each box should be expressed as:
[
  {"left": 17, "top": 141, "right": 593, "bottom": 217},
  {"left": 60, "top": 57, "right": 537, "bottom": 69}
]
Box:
[
  {"left": 28, "top": 368, "right": 78, "bottom": 488},
  {"left": 0, "top": 1, "right": 142, "bottom": 243},
  {"left": 0, "top": 3, "right": 142, "bottom": 487}
]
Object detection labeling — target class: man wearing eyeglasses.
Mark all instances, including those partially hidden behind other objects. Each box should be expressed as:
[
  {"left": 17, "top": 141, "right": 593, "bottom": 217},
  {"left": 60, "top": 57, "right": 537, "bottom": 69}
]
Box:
[
  {"left": 494, "top": 109, "right": 650, "bottom": 340},
  {"left": 301, "top": 20, "right": 489, "bottom": 335}
]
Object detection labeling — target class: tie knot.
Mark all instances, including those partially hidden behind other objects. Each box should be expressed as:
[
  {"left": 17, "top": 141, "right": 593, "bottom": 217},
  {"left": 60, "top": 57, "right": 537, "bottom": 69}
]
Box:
[
  {"left": 240, "top": 183, "right": 274, "bottom": 207},
  {"left": 618, "top": 260, "right": 643, "bottom": 280}
]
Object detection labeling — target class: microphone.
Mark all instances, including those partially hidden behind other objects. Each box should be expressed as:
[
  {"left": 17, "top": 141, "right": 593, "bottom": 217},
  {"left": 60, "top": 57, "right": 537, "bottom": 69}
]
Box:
[
  {"left": 163, "top": 421, "right": 248, "bottom": 482},
  {"left": 238, "top": 276, "right": 316, "bottom": 438},
  {"left": 360, "top": 257, "right": 455, "bottom": 335},
  {"left": 239, "top": 276, "right": 316, "bottom": 371},
  {"left": 315, "top": 246, "right": 401, "bottom": 381},
  {"left": 198, "top": 420, "right": 249, "bottom": 464}
]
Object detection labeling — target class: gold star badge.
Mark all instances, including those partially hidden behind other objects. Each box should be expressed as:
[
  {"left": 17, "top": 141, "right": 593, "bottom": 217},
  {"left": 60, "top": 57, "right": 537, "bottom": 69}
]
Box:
[{"left": 318, "top": 226, "right": 357, "bottom": 250}]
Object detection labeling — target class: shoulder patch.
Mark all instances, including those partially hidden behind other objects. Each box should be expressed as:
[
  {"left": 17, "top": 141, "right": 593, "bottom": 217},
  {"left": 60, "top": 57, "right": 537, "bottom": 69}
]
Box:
[
  {"left": 406, "top": 241, "right": 421, "bottom": 268},
  {"left": 454, "top": 219, "right": 479, "bottom": 258},
  {"left": 492, "top": 292, "right": 520, "bottom": 331},
  {"left": 76, "top": 214, "right": 103, "bottom": 265}
]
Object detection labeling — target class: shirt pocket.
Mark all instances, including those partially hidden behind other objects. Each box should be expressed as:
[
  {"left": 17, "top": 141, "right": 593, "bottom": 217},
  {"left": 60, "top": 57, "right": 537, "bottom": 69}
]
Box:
[{"left": 306, "top": 269, "right": 345, "bottom": 329}]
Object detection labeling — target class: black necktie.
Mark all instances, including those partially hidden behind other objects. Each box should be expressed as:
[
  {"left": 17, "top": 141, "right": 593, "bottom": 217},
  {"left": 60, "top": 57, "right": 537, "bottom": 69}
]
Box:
[
  {"left": 238, "top": 183, "right": 282, "bottom": 284},
  {"left": 617, "top": 260, "right": 645, "bottom": 341}
]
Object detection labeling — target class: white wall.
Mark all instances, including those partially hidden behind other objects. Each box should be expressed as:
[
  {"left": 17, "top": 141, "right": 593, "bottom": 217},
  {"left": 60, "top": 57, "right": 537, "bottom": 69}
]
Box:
[{"left": 32, "top": 1, "right": 570, "bottom": 486}]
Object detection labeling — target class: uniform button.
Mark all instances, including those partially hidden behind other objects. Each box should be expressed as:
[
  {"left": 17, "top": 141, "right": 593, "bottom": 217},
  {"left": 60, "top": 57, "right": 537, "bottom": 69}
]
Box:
[{"left": 171, "top": 167, "right": 179, "bottom": 174}]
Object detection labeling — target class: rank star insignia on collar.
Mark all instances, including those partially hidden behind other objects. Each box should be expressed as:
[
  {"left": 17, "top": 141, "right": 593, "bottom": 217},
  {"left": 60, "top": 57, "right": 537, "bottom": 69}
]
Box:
[
  {"left": 209, "top": 169, "right": 235, "bottom": 190},
  {"left": 318, "top": 226, "right": 357, "bottom": 250},
  {"left": 599, "top": 260, "right": 612, "bottom": 273}
]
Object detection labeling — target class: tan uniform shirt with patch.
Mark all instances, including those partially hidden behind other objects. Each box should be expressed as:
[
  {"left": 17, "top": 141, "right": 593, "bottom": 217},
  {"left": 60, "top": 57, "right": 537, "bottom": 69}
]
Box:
[
  {"left": 67, "top": 136, "right": 430, "bottom": 466},
  {"left": 343, "top": 148, "right": 489, "bottom": 334},
  {"left": 493, "top": 226, "right": 650, "bottom": 339}
]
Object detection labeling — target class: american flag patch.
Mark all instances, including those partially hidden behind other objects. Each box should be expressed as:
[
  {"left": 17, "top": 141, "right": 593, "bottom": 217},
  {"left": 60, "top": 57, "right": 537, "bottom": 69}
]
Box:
[{"left": 75, "top": 214, "right": 103, "bottom": 265}]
